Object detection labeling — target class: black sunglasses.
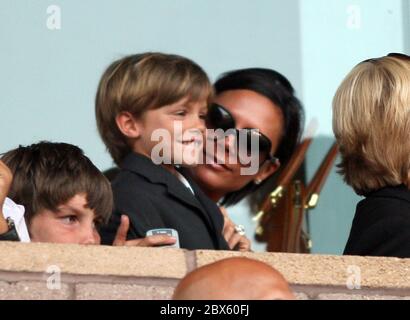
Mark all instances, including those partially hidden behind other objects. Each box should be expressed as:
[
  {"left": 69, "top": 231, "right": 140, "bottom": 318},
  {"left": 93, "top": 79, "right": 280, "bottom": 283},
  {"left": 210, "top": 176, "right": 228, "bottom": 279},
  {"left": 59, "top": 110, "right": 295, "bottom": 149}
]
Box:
[{"left": 205, "top": 103, "right": 278, "bottom": 165}]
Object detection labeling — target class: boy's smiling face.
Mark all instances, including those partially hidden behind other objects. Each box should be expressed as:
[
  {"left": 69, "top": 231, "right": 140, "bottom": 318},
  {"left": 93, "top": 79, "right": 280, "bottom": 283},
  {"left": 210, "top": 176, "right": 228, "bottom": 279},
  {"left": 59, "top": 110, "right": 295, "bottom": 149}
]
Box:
[
  {"left": 132, "top": 96, "right": 207, "bottom": 167},
  {"left": 29, "top": 193, "right": 101, "bottom": 245}
]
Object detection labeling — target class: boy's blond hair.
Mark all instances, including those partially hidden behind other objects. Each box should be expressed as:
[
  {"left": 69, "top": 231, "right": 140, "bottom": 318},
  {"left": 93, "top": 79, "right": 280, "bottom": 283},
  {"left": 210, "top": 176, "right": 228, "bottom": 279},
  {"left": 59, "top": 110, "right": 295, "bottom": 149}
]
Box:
[
  {"left": 95, "top": 52, "right": 213, "bottom": 165},
  {"left": 333, "top": 55, "right": 410, "bottom": 195}
]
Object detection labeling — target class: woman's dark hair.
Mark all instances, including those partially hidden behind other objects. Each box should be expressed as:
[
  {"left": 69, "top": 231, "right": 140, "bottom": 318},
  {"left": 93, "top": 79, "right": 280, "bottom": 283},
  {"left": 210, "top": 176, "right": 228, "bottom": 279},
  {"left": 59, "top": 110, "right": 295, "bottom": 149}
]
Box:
[{"left": 216, "top": 68, "right": 304, "bottom": 206}]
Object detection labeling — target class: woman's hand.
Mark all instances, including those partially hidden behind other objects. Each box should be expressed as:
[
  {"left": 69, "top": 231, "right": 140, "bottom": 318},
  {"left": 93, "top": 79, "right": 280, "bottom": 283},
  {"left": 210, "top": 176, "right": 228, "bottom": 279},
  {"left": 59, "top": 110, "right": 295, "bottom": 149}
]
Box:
[
  {"left": 220, "top": 206, "right": 252, "bottom": 252},
  {"left": 0, "top": 161, "right": 13, "bottom": 234},
  {"left": 113, "top": 215, "right": 177, "bottom": 247}
]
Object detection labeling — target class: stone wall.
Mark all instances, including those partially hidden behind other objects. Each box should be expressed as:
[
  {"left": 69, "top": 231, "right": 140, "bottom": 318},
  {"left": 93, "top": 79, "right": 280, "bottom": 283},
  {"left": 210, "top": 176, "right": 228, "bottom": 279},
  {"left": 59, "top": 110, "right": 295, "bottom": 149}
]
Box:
[{"left": 0, "top": 242, "right": 409, "bottom": 300}]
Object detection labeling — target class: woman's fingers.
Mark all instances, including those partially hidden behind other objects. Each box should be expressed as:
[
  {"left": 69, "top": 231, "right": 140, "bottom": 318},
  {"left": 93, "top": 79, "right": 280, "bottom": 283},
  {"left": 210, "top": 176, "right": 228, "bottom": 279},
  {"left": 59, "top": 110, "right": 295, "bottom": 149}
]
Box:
[
  {"left": 222, "top": 214, "right": 250, "bottom": 251},
  {"left": 228, "top": 233, "right": 252, "bottom": 251},
  {"left": 223, "top": 223, "right": 236, "bottom": 242},
  {"left": 236, "top": 236, "right": 252, "bottom": 252},
  {"left": 228, "top": 232, "right": 242, "bottom": 249},
  {"left": 112, "top": 215, "right": 130, "bottom": 246},
  {"left": 220, "top": 205, "right": 251, "bottom": 251}
]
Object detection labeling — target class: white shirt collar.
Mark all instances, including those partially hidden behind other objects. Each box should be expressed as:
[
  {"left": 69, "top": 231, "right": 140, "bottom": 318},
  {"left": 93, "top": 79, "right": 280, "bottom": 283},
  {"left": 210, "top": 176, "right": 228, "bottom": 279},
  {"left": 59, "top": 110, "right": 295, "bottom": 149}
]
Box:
[
  {"left": 2, "top": 198, "right": 30, "bottom": 242},
  {"left": 174, "top": 171, "right": 195, "bottom": 195}
]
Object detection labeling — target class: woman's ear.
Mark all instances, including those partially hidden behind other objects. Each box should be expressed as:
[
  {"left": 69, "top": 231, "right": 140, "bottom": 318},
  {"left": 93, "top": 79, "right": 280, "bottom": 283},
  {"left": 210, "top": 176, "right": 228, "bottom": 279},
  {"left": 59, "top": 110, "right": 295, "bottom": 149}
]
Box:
[
  {"left": 115, "top": 112, "right": 141, "bottom": 139},
  {"left": 254, "top": 159, "right": 280, "bottom": 185}
]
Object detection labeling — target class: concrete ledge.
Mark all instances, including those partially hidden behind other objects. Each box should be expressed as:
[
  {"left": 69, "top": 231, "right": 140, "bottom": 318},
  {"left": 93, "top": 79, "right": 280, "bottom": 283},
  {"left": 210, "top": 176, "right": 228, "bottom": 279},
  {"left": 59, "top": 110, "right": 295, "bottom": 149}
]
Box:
[
  {"left": 0, "top": 242, "right": 409, "bottom": 300},
  {"left": 0, "top": 242, "right": 187, "bottom": 279},
  {"left": 195, "top": 250, "right": 410, "bottom": 289}
]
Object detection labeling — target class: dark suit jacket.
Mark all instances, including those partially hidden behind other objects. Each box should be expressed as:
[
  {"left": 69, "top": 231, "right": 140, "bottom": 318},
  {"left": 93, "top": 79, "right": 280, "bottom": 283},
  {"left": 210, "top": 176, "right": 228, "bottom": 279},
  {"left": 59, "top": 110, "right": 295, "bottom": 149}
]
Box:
[
  {"left": 99, "top": 152, "right": 229, "bottom": 250},
  {"left": 344, "top": 185, "right": 410, "bottom": 258}
]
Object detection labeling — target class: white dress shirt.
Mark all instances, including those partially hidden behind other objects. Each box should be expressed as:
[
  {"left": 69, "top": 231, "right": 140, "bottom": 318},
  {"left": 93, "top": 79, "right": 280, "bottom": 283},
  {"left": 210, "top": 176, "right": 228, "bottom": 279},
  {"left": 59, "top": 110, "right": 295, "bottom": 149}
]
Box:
[{"left": 2, "top": 197, "right": 30, "bottom": 242}]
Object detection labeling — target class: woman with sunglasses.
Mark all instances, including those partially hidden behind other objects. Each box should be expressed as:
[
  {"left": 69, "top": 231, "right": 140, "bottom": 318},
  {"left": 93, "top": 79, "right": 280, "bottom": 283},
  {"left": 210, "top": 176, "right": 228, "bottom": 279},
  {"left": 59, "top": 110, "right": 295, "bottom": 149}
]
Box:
[
  {"left": 188, "top": 68, "right": 304, "bottom": 251},
  {"left": 333, "top": 53, "right": 410, "bottom": 258}
]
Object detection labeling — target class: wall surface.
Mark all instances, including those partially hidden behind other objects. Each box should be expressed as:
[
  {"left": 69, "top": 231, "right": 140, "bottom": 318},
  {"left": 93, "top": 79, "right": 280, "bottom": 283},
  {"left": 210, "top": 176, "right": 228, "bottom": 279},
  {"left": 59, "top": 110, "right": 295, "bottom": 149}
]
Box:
[
  {"left": 0, "top": 242, "right": 409, "bottom": 300},
  {"left": 0, "top": 0, "right": 302, "bottom": 170}
]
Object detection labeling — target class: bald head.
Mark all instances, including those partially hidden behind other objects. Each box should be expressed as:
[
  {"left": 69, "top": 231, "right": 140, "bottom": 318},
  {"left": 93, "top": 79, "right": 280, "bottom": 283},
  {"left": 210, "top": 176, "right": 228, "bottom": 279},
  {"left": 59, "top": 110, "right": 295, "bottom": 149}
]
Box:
[{"left": 173, "top": 257, "right": 294, "bottom": 300}]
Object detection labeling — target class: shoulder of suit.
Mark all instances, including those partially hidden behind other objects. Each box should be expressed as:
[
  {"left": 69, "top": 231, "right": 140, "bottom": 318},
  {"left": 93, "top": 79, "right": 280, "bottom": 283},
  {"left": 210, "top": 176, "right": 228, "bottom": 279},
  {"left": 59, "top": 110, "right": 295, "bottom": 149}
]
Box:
[{"left": 112, "top": 169, "right": 164, "bottom": 191}]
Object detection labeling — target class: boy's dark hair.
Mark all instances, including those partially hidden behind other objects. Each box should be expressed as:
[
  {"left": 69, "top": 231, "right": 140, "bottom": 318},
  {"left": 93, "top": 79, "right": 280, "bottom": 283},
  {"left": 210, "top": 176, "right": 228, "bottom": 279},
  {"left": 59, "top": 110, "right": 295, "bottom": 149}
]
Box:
[
  {"left": 95, "top": 52, "right": 213, "bottom": 165},
  {"left": 1, "top": 142, "right": 113, "bottom": 225},
  {"left": 215, "top": 68, "right": 304, "bottom": 206}
]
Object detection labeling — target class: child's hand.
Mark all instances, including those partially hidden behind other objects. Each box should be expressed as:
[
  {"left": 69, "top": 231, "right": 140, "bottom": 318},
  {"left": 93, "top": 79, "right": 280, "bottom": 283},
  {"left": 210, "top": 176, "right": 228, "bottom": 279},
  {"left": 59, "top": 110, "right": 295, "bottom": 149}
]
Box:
[
  {"left": 113, "top": 215, "right": 177, "bottom": 247},
  {"left": 220, "top": 206, "right": 252, "bottom": 252},
  {"left": 0, "top": 160, "right": 13, "bottom": 234}
]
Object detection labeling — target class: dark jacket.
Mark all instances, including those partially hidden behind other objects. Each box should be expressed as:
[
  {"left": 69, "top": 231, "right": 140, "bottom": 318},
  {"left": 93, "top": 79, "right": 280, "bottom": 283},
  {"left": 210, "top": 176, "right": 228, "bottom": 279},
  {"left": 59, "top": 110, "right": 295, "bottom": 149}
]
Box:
[
  {"left": 99, "top": 152, "right": 229, "bottom": 250},
  {"left": 344, "top": 185, "right": 410, "bottom": 258}
]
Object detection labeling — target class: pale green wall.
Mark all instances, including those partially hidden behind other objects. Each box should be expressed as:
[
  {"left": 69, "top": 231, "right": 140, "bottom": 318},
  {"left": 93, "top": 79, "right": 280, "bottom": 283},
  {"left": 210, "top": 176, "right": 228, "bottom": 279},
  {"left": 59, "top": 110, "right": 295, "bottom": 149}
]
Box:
[{"left": 0, "top": 0, "right": 302, "bottom": 170}]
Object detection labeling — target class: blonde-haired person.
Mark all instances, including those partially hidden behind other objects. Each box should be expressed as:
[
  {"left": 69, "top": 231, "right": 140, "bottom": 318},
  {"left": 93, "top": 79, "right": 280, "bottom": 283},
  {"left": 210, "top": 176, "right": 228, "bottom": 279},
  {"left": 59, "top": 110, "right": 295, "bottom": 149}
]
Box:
[{"left": 333, "top": 53, "right": 410, "bottom": 258}]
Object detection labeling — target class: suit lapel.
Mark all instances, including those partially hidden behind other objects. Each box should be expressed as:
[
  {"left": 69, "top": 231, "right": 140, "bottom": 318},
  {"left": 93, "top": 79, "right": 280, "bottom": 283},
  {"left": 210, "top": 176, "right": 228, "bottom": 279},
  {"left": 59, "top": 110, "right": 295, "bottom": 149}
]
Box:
[
  {"left": 163, "top": 172, "right": 215, "bottom": 229},
  {"left": 120, "top": 153, "right": 215, "bottom": 230},
  {"left": 180, "top": 168, "right": 228, "bottom": 249}
]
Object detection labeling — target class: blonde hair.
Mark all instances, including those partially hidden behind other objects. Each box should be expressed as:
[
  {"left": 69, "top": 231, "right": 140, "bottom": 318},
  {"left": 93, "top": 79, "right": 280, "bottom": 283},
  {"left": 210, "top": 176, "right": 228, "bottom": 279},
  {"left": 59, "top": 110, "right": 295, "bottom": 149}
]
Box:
[
  {"left": 95, "top": 52, "right": 213, "bottom": 165},
  {"left": 333, "top": 55, "right": 410, "bottom": 195}
]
